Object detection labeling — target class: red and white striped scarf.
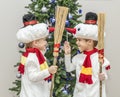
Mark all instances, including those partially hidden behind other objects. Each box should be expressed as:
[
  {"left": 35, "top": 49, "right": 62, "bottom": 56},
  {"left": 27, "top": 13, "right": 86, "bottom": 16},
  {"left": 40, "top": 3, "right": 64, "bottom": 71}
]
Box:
[
  {"left": 18, "top": 48, "right": 52, "bottom": 81},
  {"left": 79, "top": 48, "right": 98, "bottom": 84}
]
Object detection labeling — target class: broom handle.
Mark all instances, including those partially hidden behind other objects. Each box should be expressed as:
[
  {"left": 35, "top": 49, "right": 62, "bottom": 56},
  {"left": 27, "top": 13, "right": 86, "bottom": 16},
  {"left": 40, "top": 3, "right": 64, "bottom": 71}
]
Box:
[
  {"left": 100, "top": 62, "right": 102, "bottom": 97},
  {"left": 98, "top": 13, "right": 105, "bottom": 97},
  {"left": 50, "top": 57, "right": 57, "bottom": 97}
]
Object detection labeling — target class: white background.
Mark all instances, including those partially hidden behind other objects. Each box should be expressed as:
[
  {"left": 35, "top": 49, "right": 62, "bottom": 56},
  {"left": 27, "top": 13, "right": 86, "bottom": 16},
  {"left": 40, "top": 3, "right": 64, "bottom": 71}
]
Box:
[{"left": 0, "top": 0, "right": 119, "bottom": 97}]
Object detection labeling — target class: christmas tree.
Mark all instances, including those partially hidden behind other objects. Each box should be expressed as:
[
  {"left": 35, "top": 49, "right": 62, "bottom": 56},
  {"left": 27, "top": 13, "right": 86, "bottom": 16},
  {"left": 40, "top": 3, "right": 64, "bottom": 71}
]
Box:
[{"left": 9, "top": 0, "right": 82, "bottom": 97}]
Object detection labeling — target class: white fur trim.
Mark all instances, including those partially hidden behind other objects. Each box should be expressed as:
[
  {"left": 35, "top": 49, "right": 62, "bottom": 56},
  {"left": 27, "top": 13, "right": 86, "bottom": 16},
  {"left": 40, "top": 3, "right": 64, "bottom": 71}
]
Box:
[
  {"left": 16, "top": 23, "right": 49, "bottom": 43},
  {"left": 74, "top": 24, "right": 99, "bottom": 40}
]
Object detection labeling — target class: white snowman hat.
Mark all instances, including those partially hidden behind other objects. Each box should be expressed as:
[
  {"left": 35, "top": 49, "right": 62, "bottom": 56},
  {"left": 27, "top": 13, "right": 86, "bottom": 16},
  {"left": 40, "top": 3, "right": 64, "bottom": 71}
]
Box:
[
  {"left": 16, "top": 23, "right": 54, "bottom": 43},
  {"left": 66, "top": 23, "right": 105, "bottom": 40}
]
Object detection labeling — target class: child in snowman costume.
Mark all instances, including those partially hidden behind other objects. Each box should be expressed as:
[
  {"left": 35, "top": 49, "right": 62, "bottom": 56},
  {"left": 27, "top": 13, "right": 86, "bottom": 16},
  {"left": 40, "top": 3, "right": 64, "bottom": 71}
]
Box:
[
  {"left": 64, "top": 22, "right": 110, "bottom": 97},
  {"left": 16, "top": 14, "right": 57, "bottom": 97}
]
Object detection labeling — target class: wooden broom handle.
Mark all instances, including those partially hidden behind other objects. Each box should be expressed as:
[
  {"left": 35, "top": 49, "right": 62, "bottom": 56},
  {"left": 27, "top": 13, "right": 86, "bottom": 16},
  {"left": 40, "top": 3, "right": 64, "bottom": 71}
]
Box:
[{"left": 98, "top": 13, "right": 105, "bottom": 97}]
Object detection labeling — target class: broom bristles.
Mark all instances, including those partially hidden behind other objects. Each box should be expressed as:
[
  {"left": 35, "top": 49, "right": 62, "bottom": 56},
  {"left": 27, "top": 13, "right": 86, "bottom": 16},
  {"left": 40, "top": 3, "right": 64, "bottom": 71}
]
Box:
[
  {"left": 53, "top": 6, "right": 69, "bottom": 57},
  {"left": 98, "top": 13, "right": 105, "bottom": 50}
]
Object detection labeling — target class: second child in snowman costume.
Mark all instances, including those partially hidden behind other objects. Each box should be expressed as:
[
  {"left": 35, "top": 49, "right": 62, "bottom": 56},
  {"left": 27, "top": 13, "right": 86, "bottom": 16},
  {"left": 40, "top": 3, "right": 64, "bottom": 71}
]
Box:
[{"left": 64, "top": 23, "right": 110, "bottom": 97}]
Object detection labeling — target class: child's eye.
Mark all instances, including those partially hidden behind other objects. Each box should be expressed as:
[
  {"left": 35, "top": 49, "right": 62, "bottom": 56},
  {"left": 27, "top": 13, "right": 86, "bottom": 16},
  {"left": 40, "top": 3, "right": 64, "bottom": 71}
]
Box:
[
  {"left": 77, "top": 38, "right": 81, "bottom": 41},
  {"left": 77, "top": 39, "right": 81, "bottom": 41}
]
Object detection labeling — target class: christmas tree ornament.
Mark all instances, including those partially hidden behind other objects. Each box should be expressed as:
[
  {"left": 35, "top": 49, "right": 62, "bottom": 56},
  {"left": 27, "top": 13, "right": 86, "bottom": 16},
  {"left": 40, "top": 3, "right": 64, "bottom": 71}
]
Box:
[
  {"left": 16, "top": 72, "right": 21, "bottom": 78},
  {"left": 60, "top": 46, "right": 64, "bottom": 50},
  {"left": 51, "top": 17, "right": 55, "bottom": 24},
  {"left": 58, "top": 57, "right": 63, "bottom": 64},
  {"left": 18, "top": 42, "right": 25, "bottom": 48},
  {"left": 59, "top": 46, "right": 64, "bottom": 53},
  {"left": 78, "top": 9, "right": 82, "bottom": 14},
  {"left": 48, "top": 34, "right": 52, "bottom": 39},
  {"left": 46, "top": 46, "right": 50, "bottom": 51},
  {"left": 41, "top": 5, "right": 48, "bottom": 13},
  {"left": 48, "top": 4, "right": 51, "bottom": 7},
  {"left": 34, "top": 4, "right": 38, "bottom": 11},
  {"left": 49, "top": 0, "right": 56, "bottom": 4},
  {"left": 50, "top": 17, "right": 53, "bottom": 23},
  {"left": 49, "top": 15, "right": 53, "bottom": 23},
  {"left": 62, "top": 89, "right": 68, "bottom": 95},
  {"left": 65, "top": 20, "right": 70, "bottom": 27},
  {"left": 68, "top": 13, "right": 73, "bottom": 19}
]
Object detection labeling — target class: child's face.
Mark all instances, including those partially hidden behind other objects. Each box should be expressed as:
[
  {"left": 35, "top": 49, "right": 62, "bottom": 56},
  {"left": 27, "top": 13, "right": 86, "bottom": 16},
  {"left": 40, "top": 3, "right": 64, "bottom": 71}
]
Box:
[
  {"left": 34, "top": 38, "right": 48, "bottom": 52},
  {"left": 76, "top": 38, "right": 89, "bottom": 52}
]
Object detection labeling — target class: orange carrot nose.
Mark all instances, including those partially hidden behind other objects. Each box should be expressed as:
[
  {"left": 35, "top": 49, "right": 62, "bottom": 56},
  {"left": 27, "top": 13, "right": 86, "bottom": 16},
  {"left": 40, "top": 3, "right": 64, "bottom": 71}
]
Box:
[
  {"left": 49, "top": 27, "right": 55, "bottom": 33},
  {"left": 66, "top": 28, "right": 76, "bottom": 34}
]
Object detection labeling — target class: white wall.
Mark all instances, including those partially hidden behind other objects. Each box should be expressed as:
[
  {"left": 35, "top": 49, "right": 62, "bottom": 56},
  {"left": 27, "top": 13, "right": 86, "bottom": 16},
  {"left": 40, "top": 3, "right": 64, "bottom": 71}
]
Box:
[
  {"left": 0, "top": 0, "right": 29, "bottom": 97},
  {"left": 0, "top": 0, "right": 119, "bottom": 97}
]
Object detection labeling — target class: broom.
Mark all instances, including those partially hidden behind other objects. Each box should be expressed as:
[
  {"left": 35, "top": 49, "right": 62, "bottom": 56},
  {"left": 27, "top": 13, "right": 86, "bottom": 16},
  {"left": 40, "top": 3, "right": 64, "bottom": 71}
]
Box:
[
  {"left": 98, "top": 13, "right": 105, "bottom": 97},
  {"left": 50, "top": 6, "right": 69, "bottom": 97}
]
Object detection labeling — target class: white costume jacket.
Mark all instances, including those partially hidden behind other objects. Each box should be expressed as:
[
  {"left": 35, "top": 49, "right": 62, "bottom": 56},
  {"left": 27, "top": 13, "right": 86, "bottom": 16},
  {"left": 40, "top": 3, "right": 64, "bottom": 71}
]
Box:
[
  {"left": 20, "top": 53, "right": 51, "bottom": 97},
  {"left": 65, "top": 52, "right": 110, "bottom": 97}
]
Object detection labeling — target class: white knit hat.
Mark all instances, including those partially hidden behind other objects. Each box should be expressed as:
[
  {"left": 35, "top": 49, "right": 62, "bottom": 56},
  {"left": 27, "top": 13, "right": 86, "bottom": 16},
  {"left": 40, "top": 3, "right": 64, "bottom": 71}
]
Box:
[
  {"left": 66, "top": 23, "right": 105, "bottom": 40},
  {"left": 16, "top": 23, "right": 49, "bottom": 43},
  {"left": 75, "top": 23, "right": 98, "bottom": 40}
]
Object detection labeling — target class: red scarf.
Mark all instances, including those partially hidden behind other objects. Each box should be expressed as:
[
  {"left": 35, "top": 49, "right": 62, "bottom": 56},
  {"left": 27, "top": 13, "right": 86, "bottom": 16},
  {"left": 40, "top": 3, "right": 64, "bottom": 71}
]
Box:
[
  {"left": 79, "top": 48, "right": 98, "bottom": 84},
  {"left": 18, "top": 48, "right": 52, "bottom": 81}
]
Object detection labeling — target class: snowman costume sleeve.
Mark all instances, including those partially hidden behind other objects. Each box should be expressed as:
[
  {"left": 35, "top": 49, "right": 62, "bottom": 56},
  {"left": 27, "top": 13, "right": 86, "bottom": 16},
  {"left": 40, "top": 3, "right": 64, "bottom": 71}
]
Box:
[
  {"left": 102, "top": 57, "right": 110, "bottom": 81},
  {"left": 64, "top": 54, "right": 77, "bottom": 72},
  {"left": 26, "top": 53, "right": 50, "bottom": 82}
]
